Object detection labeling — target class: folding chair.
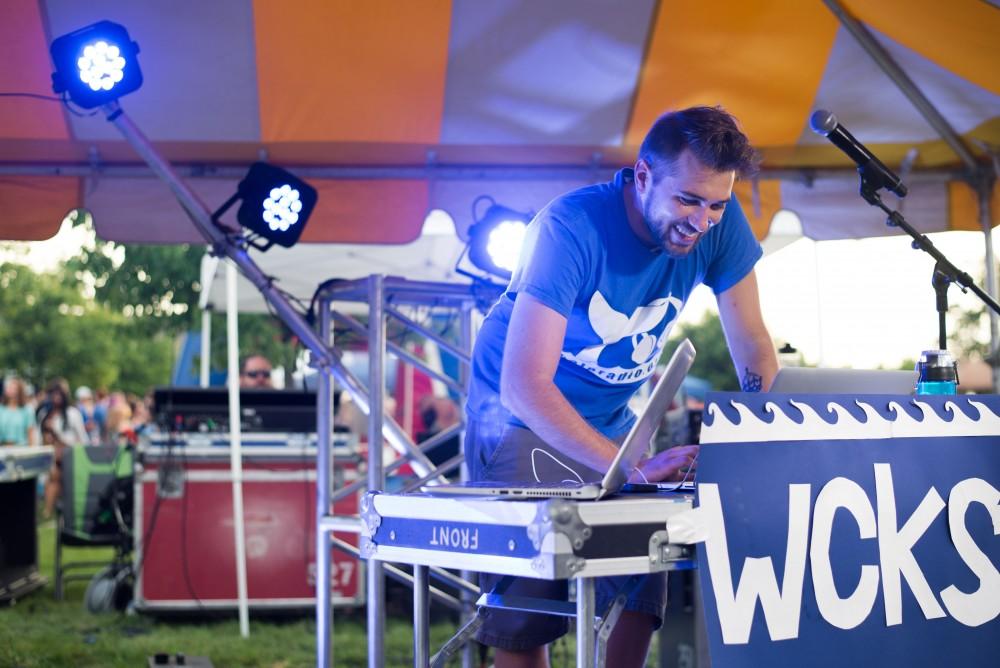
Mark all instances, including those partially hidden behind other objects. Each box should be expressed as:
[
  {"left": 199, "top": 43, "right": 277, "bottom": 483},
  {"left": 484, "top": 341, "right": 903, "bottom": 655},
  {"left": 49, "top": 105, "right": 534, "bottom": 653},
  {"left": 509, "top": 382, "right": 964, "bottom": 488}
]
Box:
[{"left": 53, "top": 444, "right": 133, "bottom": 601}]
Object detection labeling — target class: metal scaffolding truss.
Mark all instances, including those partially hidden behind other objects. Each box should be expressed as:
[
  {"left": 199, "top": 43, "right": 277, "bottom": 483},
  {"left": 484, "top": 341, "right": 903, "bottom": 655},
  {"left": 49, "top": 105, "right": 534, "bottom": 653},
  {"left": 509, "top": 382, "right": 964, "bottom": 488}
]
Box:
[{"left": 313, "top": 275, "right": 499, "bottom": 668}]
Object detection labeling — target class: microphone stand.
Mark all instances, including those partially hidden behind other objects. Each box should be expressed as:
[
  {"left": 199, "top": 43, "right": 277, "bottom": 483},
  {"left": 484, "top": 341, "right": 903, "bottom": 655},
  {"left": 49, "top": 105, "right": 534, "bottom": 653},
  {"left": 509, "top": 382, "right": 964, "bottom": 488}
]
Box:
[
  {"left": 856, "top": 168, "right": 1000, "bottom": 351},
  {"left": 932, "top": 263, "right": 951, "bottom": 351}
]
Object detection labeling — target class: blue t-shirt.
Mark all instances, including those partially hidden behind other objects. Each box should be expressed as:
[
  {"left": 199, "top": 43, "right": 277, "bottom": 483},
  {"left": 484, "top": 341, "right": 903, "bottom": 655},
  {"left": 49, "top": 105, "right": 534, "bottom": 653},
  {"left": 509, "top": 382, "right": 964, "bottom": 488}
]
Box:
[
  {"left": 0, "top": 405, "right": 35, "bottom": 445},
  {"left": 466, "top": 168, "right": 762, "bottom": 439}
]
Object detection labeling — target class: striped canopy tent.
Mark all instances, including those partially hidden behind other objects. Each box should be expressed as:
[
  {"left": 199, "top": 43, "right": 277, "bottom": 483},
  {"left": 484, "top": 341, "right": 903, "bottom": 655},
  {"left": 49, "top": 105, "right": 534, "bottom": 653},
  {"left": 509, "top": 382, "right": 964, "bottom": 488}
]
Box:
[{"left": 2, "top": 0, "right": 999, "bottom": 306}]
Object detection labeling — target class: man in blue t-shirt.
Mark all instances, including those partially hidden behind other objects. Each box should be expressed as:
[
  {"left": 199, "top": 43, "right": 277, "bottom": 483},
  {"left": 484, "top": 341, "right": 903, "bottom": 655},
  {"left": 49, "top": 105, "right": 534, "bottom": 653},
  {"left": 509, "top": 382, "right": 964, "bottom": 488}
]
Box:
[{"left": 465, "top": 106, "right": 779, "bottom": 667}]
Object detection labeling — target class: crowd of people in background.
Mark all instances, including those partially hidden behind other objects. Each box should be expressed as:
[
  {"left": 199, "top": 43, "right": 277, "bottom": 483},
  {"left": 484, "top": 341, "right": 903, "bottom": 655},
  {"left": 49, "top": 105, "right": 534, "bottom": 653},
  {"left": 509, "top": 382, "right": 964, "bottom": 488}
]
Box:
[
  {"left": 3, "top": 353, "right": 465, "bottom": 508},
  {"left": 0, "top": 376, "right": 153, "bottom": 449},
  {"left": 0, "top": 375, "right": 154, "bottom": 517},
  {"left": 1, "top": 352, "right": 279, "bottom": 450}
]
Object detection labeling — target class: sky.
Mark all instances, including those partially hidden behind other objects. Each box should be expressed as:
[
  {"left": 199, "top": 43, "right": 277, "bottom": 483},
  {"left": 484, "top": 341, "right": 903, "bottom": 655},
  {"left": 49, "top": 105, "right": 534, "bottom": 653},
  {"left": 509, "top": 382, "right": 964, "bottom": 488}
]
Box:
[
  {"left": 2, "top": 212, "right": 997, "bottom": 372},
  {"left": 681, "top": 227, "right": 998, "bottom": 370}
]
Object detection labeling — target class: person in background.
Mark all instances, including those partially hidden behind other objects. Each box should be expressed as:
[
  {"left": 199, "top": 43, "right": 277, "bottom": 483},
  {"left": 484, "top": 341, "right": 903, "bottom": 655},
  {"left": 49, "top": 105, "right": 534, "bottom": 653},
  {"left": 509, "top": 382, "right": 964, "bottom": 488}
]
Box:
[
  {"left": 239, "top": 355, "right": 274, "bottom": 389},
  {"left": 104, "top": 401, "right": 134, "bottom": 447},
  {"left": 40, "top": 379, "right": 91, "bottom": 517},
  {"left": 0, "top": 376, "right": 38, "bottom": 446},
  {"left": 129, "top": 392, "right": 153, "bottom": 440},
  {"left": 92, "top": 387, "right": 109, "bottom": 442},
  {"left": 76, "top": 385, "right": 99, "bottom": 445}
]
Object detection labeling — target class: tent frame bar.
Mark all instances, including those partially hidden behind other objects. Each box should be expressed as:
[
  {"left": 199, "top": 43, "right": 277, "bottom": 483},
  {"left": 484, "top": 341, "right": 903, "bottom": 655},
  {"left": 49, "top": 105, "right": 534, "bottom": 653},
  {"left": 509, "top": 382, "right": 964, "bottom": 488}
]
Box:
[{"left": 0, "top": 161, "right": 970, "bottom": 183}]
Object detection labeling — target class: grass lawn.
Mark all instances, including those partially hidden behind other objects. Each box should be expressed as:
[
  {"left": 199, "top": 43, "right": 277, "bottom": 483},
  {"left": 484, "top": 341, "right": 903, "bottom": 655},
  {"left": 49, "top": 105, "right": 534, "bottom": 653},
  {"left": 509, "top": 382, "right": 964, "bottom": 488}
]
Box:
[
  {"left": 2, "top": 520, "right": 668, "bottom": 667},
  {"left": 0, "top": 519, "right": 476, "bottom": 667}
]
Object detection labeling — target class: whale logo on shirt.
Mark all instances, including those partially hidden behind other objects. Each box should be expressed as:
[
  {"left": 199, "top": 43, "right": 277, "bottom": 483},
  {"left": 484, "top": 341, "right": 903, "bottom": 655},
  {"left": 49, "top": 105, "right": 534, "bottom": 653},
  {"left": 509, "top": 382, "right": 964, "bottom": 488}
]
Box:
[{"left": 561, "top": 291, "right": 682, "bottom": 384}]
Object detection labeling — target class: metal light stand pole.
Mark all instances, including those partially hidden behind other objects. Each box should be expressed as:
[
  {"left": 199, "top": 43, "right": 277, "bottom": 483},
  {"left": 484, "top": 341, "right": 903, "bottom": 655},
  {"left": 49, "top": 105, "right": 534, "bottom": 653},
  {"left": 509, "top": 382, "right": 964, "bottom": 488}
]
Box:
[
  {"left": 102, "top": 99, "right": 502, "bottom": 666},
  {"left": 99, "top": 102, "right": 454, "bottom": 668}
]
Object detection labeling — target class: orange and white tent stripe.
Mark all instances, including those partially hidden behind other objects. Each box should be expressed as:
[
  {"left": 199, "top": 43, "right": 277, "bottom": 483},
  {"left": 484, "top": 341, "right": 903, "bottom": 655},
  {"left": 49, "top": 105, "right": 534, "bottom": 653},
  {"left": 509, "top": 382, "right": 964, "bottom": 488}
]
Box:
[{"left": 1, "top": 0, "right": 997, "bottom": 247}]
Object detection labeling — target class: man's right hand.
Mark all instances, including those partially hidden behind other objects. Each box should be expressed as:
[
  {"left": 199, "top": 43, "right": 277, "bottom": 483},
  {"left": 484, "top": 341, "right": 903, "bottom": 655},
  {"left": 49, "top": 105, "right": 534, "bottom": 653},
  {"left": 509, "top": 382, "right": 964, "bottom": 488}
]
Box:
[{"left": 637, "top": 444, "right": 699, "bottom": 482}]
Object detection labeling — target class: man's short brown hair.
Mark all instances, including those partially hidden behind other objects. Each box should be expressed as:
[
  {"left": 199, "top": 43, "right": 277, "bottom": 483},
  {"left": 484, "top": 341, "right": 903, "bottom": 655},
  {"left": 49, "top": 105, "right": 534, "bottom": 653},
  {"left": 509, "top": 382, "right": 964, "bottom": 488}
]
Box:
[{"left": 639, "top": 106, "right": 759, "bottom": 180}]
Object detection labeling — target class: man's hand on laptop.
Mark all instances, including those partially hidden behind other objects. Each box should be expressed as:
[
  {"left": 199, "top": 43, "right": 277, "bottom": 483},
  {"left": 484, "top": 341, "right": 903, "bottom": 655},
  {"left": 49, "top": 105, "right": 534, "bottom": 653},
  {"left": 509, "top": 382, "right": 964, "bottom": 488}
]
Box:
[{"left": 632, "top": 444, "right": 699, "bottom": 483}]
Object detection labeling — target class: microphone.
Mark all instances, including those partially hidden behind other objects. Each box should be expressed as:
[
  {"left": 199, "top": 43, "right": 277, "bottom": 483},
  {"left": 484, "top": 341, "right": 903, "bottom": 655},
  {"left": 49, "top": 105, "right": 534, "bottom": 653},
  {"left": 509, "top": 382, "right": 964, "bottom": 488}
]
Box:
[{"left": 809, "top": 110, "right": 907, "bottom": 198}]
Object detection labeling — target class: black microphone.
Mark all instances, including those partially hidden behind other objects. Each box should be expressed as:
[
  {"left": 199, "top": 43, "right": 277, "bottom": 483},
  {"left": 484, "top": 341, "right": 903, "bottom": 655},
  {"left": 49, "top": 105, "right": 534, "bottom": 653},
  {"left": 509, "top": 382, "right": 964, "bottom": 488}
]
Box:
[{"left": 809, "top": 110, "right": 907, "bottom": 198}]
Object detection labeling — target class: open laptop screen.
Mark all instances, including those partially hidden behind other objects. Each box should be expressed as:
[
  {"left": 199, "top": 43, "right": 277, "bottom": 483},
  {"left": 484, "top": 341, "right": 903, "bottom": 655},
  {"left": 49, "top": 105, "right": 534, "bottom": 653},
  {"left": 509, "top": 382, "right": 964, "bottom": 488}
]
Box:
[{"left": 769, "top": 367, "right": 917, "bottom": 394}]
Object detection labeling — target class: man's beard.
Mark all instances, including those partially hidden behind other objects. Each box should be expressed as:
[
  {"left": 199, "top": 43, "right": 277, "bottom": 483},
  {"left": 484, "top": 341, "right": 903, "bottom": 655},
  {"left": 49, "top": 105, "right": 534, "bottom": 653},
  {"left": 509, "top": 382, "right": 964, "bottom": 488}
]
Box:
[{"left": 643, "top": 205, "right": 702, "bottom": 258}]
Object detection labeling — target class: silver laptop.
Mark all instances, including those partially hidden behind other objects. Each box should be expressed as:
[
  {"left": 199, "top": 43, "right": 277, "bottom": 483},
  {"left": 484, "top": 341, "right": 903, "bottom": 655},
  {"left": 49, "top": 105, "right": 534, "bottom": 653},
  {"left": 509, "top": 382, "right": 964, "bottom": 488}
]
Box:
[
  {"left": 421, "top": 339, "right": 696, "bottom": 500},
  {"left": 769, "top": 367, "right": 916, "bottom": 394}
]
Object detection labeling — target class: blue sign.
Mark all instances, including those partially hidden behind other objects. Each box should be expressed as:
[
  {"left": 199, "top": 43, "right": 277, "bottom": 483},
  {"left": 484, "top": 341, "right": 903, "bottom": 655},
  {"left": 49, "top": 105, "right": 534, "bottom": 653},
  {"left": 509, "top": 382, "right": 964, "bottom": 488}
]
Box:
[{"left": 694, "top": 393, "right": 1000, "bottom": 667}]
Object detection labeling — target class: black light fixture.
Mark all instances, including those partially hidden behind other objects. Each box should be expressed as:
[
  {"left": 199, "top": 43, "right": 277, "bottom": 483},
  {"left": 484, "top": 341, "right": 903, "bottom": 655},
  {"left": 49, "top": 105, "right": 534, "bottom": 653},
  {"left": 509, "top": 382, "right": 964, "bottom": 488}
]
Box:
[
  {"left": 464, "top": 197, "right": 531, "bottom": 281},
  {"left": 50, "top": 20, "right": 142, "bottom": 109},
  {"left": 213, "top": 162, "right": 318, "bottom": 250}
]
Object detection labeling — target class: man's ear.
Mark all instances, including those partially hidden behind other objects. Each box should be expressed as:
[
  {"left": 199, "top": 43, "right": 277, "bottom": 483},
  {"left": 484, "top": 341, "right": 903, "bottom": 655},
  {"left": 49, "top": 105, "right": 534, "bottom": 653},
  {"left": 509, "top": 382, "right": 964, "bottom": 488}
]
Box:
[{"left": 634, "top": 159, "right": 651, "bottom": 194}]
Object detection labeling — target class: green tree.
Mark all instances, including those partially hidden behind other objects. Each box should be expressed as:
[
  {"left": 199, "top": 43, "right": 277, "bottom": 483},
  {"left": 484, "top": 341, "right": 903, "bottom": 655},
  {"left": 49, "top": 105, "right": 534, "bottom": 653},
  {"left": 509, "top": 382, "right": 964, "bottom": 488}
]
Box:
[
  {"left": 660, "top": 311, "right": 741, "bottom": 391},
  {"left": 61, "top": 210, "right": 205, "bottom": 336},
  {"left": 0, "top": 262, "right": 173, "bottom": 394},
  {"left": 951, "top": 304, "right": 991, "bottom": 362},
  {"left": 61, "top": 212, "right": 302, "bottom": 384}
]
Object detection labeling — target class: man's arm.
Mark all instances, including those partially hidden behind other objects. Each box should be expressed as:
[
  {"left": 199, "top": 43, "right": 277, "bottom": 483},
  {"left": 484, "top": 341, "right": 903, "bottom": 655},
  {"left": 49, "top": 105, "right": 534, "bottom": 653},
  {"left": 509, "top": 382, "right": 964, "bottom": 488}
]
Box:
[
  {"left": 716, "top": 269, "right": 778, "bottom": 391},
  {"left": 499, "top": 292, "right": 699, "bottom": 481},
  {"left": 499, "top": 292, "right": 622, "bottom": 473}
]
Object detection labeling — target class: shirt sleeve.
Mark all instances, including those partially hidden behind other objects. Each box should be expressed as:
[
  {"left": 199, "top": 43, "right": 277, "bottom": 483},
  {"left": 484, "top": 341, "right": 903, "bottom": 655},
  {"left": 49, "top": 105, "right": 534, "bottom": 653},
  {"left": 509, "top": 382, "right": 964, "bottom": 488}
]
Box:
[
  {"left": 509, "top": 204, "right": 593, "bottom": 317},
  {"left": 702, "top": 195, "right": 763, "bottom": 294}
]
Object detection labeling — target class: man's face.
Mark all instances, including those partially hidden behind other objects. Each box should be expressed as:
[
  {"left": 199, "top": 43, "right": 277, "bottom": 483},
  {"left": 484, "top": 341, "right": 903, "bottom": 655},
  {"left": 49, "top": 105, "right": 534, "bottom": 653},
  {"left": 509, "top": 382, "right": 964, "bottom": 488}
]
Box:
[
  {"left": 240, "top": 357, "right": 273, "bottom": 388},
  {"left": 635, "top": 149, "right": 735, "bottom": 258}
]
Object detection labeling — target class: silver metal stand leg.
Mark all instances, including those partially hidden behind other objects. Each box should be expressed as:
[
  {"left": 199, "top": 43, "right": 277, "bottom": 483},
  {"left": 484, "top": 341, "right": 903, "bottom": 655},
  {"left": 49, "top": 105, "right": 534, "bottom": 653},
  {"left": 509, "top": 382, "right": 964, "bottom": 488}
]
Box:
[
  {"left": 595, "top": 574, "right": 642, "bottom": 668},
  {"left": 459, "top": 569, "right": 477, "bottom": 668},
  {"left": 431, "top": 613, "right": 485, "bottom": 668},
  {"left": 595, "top": 593, "right": 627, "bottom": 668},
  {"left": 367, "top": 275, "right": 386, "bottom": 668},
  {"left": 414, "top": 565, "right": 430, "bottom": 668},
  {"left": 577, "top": 577, "right": 596, "bottom": 668},
  {"left": 459, "top": 303, "right": 477, "bottom": 668},
  {"left": 316, "top": 302, "right": 334, "bottom": 668}
]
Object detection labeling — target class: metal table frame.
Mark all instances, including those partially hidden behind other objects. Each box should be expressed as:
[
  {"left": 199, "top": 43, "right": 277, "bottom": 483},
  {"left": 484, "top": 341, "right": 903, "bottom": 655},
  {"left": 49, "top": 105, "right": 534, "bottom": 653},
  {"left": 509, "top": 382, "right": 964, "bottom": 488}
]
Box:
[{"left": 362, "top": 493, "right": 697, "bottom": 667}]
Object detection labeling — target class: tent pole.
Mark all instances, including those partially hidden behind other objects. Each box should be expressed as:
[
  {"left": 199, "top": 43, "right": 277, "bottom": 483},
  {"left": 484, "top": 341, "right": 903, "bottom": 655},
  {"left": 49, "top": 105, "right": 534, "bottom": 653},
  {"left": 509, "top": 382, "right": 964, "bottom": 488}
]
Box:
[
  {"left": 199, "top": 308, "right": 212, "bottom": 388},
  {"left": 979, "top": 177, "right": 1000, "bottom": 392},
  {"left": 198, "top": 252, "right": 220, "bottom": 388},
  {"left": 226, "top": 260, "right": 251, "bottom": 637}
]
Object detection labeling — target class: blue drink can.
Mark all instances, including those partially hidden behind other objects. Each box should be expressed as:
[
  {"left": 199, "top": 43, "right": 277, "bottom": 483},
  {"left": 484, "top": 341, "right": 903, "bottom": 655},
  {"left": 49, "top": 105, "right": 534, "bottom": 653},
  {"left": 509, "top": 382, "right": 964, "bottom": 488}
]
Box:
[{"left": 915, "top": 349, "right": 958, "bottom": 395}]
